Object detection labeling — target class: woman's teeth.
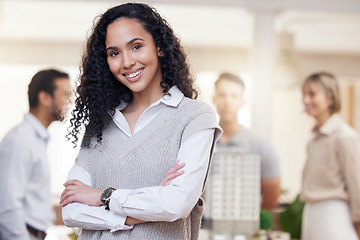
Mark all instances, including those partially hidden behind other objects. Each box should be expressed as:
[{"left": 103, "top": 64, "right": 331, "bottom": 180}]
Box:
[{"left": 126, "top": 69, "right": 143, "bottom": 78}]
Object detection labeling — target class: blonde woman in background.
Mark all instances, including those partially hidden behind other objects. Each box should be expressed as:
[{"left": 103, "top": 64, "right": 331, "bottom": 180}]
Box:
[{"left": 301, "top": 72, "right": 360, "bottom": 240}]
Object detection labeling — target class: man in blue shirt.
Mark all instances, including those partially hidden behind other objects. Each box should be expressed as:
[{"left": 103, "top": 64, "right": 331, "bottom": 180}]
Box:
[{"left": 0, "top": 69, "right": 71, "bottom": 240}]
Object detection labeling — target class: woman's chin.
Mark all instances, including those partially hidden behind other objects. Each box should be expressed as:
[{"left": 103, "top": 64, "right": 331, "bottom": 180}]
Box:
[{"left": 305, "top": 110, "right": 316, "bottom": 118}]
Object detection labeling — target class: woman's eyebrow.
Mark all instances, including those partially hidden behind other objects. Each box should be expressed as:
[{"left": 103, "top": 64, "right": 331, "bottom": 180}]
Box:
[
  {"left": 106, "top": 38, "right": 145, "bottom": 52},
  {"left": 127, "top": 37, "right": 145, "bottom": 46},
  {"left": 106, "top": 46, "right": 117, "bottom": 51}
]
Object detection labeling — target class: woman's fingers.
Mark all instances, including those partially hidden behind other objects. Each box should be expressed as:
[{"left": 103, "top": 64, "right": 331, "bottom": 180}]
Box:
[
  {"left": 60, "top": 184, "right": 81, "bottom": 199},
  {"left": 166, "top": 161, "right": 185, "bottom": 174},
  {"left": 63, "top": 179, "right": 85, "bottom": 187},
  {"left": 166, "top": 169, "right": 185, "bottom": 181},
  {"left": 160, "top": 161, "right": 185, "bottom": 186},
  {"left": 60, "top": 183, "right": 103, "bottom": 206},
  {"left": 59, "top": 189, "right": 76, "bottom": 206},
  {"left": 176, "top": 162, "right": 185, "bottom": 170},
  {"left": 161, "top": 170, "right": 184, "bottom": 186},
  {"left": 60, "top": 194, "right": 76, "bottom": 207},
  {"left": 175, "top": 169, "right": 185, "bottom": 177},
  {"left": 60, "top": 180, "right": 88, "bottom": 206}
]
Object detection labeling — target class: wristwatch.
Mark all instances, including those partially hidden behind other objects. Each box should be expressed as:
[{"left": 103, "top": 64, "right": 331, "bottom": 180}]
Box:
[{"left": 100, "top": 187, "right": 116, "bottom": 210}]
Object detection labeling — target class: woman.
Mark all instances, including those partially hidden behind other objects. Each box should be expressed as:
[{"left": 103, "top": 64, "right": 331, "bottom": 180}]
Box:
[
  {"left": 301, "top": 72, "right": 360, "bottom": 240},
  {"left": 59, "top": 3, "right": 221, "bottom": 240}
]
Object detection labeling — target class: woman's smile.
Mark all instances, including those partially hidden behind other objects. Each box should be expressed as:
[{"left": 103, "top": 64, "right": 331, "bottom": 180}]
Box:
[{"left": 123, "top": 68, "right": 145, "bottom": 82}]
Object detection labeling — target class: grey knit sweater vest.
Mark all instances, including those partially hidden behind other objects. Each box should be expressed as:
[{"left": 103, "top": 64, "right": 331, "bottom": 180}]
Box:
[{"left": 76, "top": 97, "right": 222, "bottom": 240}]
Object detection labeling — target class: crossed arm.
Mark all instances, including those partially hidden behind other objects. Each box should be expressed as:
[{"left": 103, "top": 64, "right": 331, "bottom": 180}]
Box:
[
  {"left": 60, "top": 129, "right": 215, "bottom": 231},
  {"left": 59, "top": 161, "right": 185, "bottom": 226}
]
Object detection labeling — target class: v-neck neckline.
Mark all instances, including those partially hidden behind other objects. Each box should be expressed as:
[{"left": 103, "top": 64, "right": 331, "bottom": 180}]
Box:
[
  {"left": 113, "top": 87, "right": 184, "bottom": 138},
  {"left": 117, "top": 99, "right": 163, "bottom": 137},
  {"left": 102, "top": 98, "right": 189, "bottom": 158}
]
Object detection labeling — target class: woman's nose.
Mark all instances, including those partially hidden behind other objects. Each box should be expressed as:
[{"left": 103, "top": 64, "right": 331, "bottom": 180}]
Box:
[
  {"left": 302, "top": 95, "right": 310, "bottom": 104},
  {"left": 122, "top": 52, "right": 136, "bottom": 69}
]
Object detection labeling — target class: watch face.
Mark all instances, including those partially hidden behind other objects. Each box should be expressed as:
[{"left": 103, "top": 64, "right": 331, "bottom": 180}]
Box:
[
  {"left": 101, "top": 187, "right": 115, "bottom": 202},
  {"left": 102, "top": 188, "right": 114, "bottom": 199}
]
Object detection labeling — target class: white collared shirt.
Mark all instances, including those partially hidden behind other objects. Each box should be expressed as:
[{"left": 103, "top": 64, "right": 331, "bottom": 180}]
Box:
[
  {"left": 0, "top": 113, "right": 55, "bottom": 240},
  {"left": 62, "top": 86, "right": 216, "bottom": 231}
]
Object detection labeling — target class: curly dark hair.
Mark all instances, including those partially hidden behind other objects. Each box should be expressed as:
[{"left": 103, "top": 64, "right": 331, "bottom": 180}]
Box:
[{"left": 67, "top": 3, "right": 198, "bottom": 146}]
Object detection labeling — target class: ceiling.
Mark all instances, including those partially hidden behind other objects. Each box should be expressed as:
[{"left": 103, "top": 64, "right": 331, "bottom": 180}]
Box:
[{"left": 0, "top": 0, "right": 359, "bottom": 54}]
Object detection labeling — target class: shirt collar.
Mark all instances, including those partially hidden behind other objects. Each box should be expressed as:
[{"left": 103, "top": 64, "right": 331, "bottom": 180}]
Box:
[
  {"left": 116, "top": 86, "right": 184, "bottom": 111},
  {"left": 160, "top": 86, "right": 184, "bottom": 107},
  {"left": 24, "top": 113, "right": 50, "bottom": 142},
  {"left": 313, "top": 114, "right": 341, "bottom": 136}
]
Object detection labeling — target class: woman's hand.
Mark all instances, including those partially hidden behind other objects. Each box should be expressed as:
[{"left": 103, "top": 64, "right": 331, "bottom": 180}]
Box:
[
  {"left": 59, "top": 160, "right": 184, "bottom": 208},
  {"left": 160, "top": 160, "right": 185, "bottom": 186},
  {"left": 59, "top": 179, "right": 102, "bottom": 207},
  {"left": 125, "top": 216, "right": 146, "bottom": 225},
  {"left": 124, "top": 160, "right": 185, "bottom": 225}
]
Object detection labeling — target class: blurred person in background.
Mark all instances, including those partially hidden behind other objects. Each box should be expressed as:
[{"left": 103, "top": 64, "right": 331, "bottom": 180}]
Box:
[
  {"left": 212, "top": 72, "right": 281, "bottom": 210},
  {"left": 0, "top": 69, "right": 71, "bottom": 240},
  {"left": 301, "top": 72, "right": 360, "bottom": 240}
]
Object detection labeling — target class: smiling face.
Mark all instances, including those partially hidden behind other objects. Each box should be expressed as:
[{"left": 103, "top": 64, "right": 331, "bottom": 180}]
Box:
[
  {"left": 105, "top": 18, "right": 163, "bottom": 96},
  {"left": 302, "top": 81, "right": 333, "bottom": 119}
]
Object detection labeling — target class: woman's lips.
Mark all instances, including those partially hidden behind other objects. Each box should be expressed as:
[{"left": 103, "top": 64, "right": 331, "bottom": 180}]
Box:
[{"left": 123, "top": 68, "right": 144, "bottom": 82}]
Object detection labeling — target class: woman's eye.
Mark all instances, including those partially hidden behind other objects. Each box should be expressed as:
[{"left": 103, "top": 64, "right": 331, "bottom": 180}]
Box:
[
  {"left": 110, "top": 51, "right": 119, "bottom": 57},
  {"left": 133, "top": 44, "right": 142, "bottom": 50}
]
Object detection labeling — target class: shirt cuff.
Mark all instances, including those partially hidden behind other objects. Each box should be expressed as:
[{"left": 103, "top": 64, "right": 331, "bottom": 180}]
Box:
[
  {"left": 109, "top": 189, "right": 132, "bottom": 216},
  {"left": 107, "top": 209, "right": 133, "bottom": 232}
]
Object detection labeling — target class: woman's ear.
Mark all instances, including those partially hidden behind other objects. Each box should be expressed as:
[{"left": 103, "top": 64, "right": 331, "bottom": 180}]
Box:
[{"left": 157, "top": 47, "right": 164, "bottom": 57}]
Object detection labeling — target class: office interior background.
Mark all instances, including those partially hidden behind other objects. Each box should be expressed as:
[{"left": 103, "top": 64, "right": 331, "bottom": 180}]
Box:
[{"left": 0, "top": 0, "right": 360, "bottom": 212}]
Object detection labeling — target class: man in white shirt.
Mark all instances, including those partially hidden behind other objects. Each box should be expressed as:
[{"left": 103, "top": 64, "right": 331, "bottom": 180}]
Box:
[{"left": 0, "top": 69, "right": 71, "bottom": 240}]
